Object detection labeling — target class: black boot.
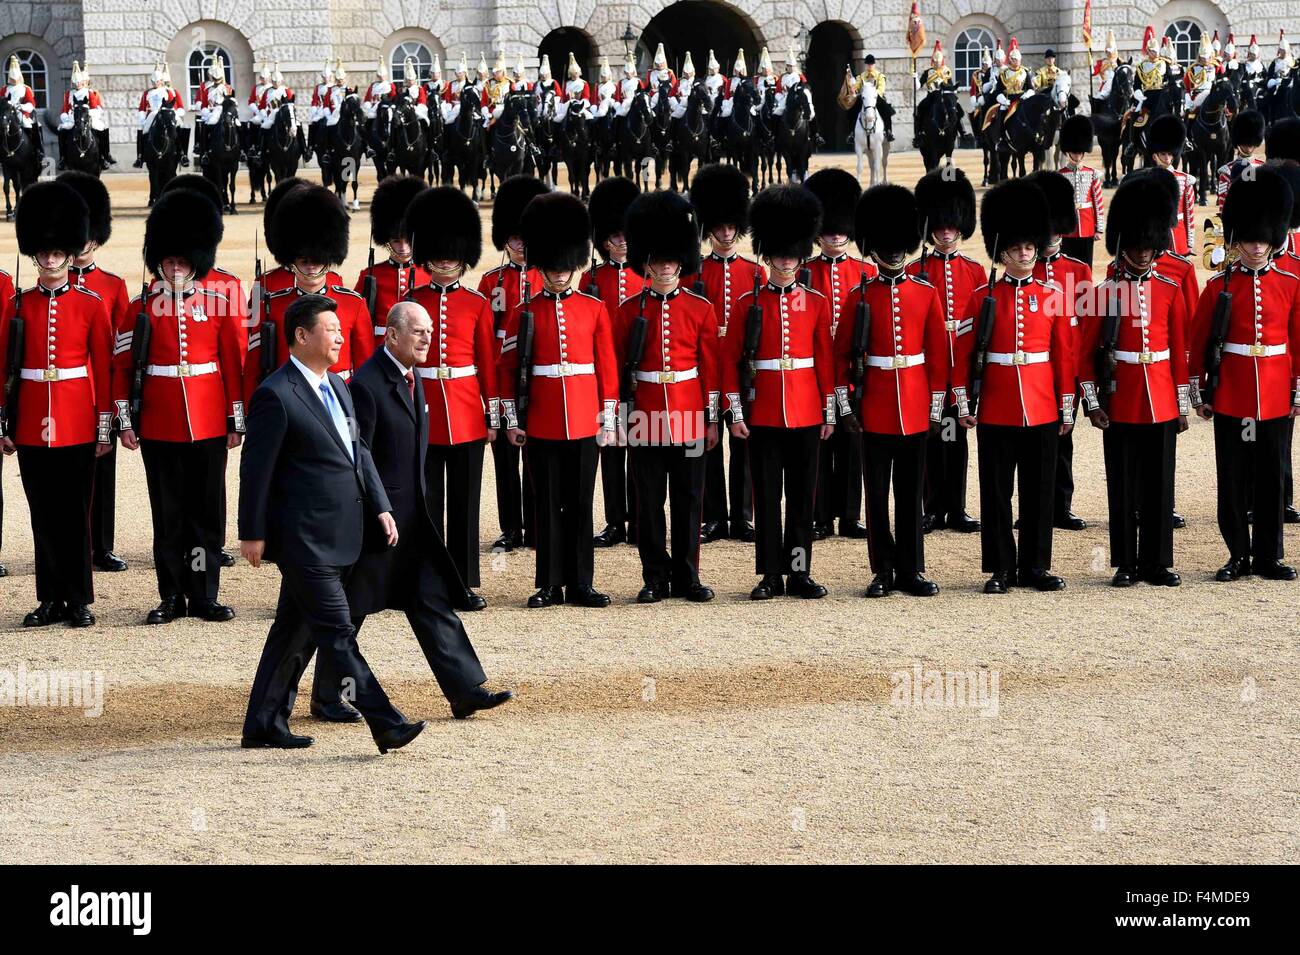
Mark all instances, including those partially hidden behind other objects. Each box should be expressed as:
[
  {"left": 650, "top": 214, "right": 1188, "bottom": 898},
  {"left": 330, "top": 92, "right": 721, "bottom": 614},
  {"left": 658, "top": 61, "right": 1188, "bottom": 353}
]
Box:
[
  {"left": 29, "top": 126, "right": 44, "bottom": 162},
  {"left": 57, "top": 129, "right": 69, "bottom": 170},
  {"left": 133, "top": 130, "right": 145, "bottom": 167},
  {"left": 177, "top": 126, "right": 191, "bottom": 166},
  {"left": 96, "top": 128, "right": 116, "bottom": 166}
]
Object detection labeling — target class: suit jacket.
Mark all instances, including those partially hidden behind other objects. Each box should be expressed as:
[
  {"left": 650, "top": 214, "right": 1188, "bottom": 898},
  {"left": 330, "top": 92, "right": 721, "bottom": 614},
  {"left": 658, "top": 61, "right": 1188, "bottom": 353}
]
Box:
[
  {"left": 345, "top": 348, "right": 467, "bottom": 616},
  {"left": 238, "top": 359, "right": 391, "bottom": 567}
]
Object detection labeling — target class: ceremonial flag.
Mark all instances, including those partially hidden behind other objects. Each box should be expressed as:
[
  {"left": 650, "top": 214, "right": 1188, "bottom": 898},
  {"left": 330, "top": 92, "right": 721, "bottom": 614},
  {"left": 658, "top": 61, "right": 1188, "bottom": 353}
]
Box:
[
  {"left": 1082, "top": 0, "right": 1093, "bottom": 50},
  {"left": 907, "top": 2, "right": 927, "bottom": 58}
]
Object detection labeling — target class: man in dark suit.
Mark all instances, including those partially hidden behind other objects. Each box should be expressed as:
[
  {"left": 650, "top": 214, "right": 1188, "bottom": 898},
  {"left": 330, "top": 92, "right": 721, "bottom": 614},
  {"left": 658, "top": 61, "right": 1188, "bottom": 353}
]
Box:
[
  {"left": 310, "top": 300, "right": 513, "bottom": 721},
  {"left": 239, "top": 293, "right": 426, "bottom": 753}
]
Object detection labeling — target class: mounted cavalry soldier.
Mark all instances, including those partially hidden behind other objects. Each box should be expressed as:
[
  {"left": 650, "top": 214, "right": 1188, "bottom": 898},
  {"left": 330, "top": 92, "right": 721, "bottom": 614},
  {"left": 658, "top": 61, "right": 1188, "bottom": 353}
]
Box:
[
  {"left": 670, "top": 52, "right": 698, "bottom": 119},
  {"left": 398, "top": 57, "right": 430, "bottom": 132},
  {"left": 362, "top": 57, "right": 398, "bottom": 152},
  {"left": 914, "top": 41, "right": 955, "bottom": 148},
  {"left": 1266, "top": 30, "right": 1294, "bottom": 93},
  {"left": 1132, "top": 26, "right": 1167, "bottom": 115},
  {"left": 1243, "top": 35, "right": 1266, "bottom": 97},
  {"left": 1146, "top": 115, "right": 1197, "bottom": 257},
  {"left": 703, "top": 50, "right": 725, "bottom": 107},
  {"left": 353, "top": 175, "right": 431, "bottom": 345},
  {"left": 774, "top": 47, "right": 821, "bottom": 146},
  {"left": 533, "top": 55, "right": 562, "bottom": 107},
  {"left": 980, "top": 37, "right": 1031, "bottom": 149},
  {"left": 594, "top": 56, "right": 618, "bottom": 118},
  {"left": 645, "top": 42, "right": 679, "bottom": 104},
  {"left": 441, "top": 53, "right": 478, "bottom": 125},
  {"left": 717, "top": 49, "right": 748, "bottom": 121},
  {"left": 511, "top": 53, "right": 530, "bottom": 93},
  {"left": 1033, "top": 48, "right": 1061, "bottom": 92},
  {"left": 58, "top": 61, "right": 115, "bottom": 170},
  {"left": 134, "top": 62, "right": 188, "bottom": 168},
  {"left": 483, "top": 51, "right": 513, "bottom": 127},
  {"left": 4, "top": 55, "right": 44, "bottom": 163},
  {"left": 425, "top": 53, "right": 444, "bottom": 102},
  {"left": 852, "top": 54, "right": 894, "bottom": 142},
  {"left": 307, "top": 60, "right": 335, "bottom": 161},
  {"left": 1092, "top": 31, "right": 1121, "bottom": 105},
  {"left": 195, "top": 54, "right": 235, "bottom": 168},
  {"left": 614, "top": 48, "right": 643, "bottom": 123},
  {"left": 553, "top": 52, "right": 594, "bottom": 124},
  {"left": 1184, "top": 33, "right": 1217, "bottom": 115},
  {"left": 257, "top": 64, "right": 305, "bottom": 161}
]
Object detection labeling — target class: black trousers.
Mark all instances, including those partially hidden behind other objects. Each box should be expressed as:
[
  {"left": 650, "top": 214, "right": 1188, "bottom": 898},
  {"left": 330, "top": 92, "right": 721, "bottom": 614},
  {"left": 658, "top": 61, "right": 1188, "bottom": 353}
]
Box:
[
  {"left": 1286, "top": 417, "right": 1295, "bottom": 508},
  {"left": 528, "top": 436, "right": 598, "bottom": 588},
  {"left": 489, "top": 429, "right": 532, "bottom": 537},
  {"left": 140, "top": 437, "right": 226, "bottom": 603},
  {"left": 311, "top": 556, "right": 487, "bottom": 707},
  {"left": 16, "top": 443, "right": 95, "bottom": 604},
  {"left": 703, "top": 409, "right": 752, "bottom": 529},
  {"left": 631, "top": 443, "right": 706, "bottom": 588},
  {"left": 924, "top": 402, "right": 971, "bottom": 520},
  {"left": 977, "top": 422, "right": 1059, "bottom": 575},
  {"left": 425, "top": 439, "right": 486, "bottom": 587},
  {"left": 90, "top": 441, "right": 117, "bottom": 554},
  {"left": 1059, "top": 236, "right": 1095, "bottom": 269},
  {"left": 1102, "top": 420, "right": 1176, "bottom": 568},
  {"left": 815, "top": 421, "right": 864, "bottom": 527},
  {"left": 1214, "top": 413, "right": 1289, "bottom": 562},
  {"left": 242, "top": 562, "right": 404, "bottom": 738},
  {"left": 1054, "top": 414, "right": 1076, "bottom": 518},
  {"left": 599, "top": 444, "right": 635, "bottom": 529},
  {"left": 862, "top": 431, "right": 927, "bottom": 577},
  {"left": 748, "top": 425, "right": 821, "bottom": 576}
]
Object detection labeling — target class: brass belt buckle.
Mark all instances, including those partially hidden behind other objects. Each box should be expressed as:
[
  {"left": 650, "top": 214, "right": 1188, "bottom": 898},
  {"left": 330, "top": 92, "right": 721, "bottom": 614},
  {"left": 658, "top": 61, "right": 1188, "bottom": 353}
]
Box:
[
  {"left": 658, "top": 371, "right": 675, "bottom": 384},
  {"left": 43, "top": 367, "right": 58, "bottom": 382},
  {"left": 437, "top": 365, "right": 452, "bottom": 379},
  {"left": 177, "top": 363, "right": 191, "bottom": 378},
  {"left": 779, "top": 357, "right": 794, "bottom": 371},
  {"left": 717, "top": 325, "right": 727, "bottom": 338},
  {"left": 945, "top": 320, "right": 957, "bottom": 332},
  {"left": 560, "top": 361, "right": 574, "bottom": 376},
  {"left": 1012, "top": 351, "right": 1027, "bottom": 365},
  {"left": 892, "top": 355, "right": 907, "bottom": 369},
  {"left": 1138, "top": 351, "right": 1154, "bottom": 364},
  {"left": 1250, "top": 344, "right": 1267, "bottom": 357}
]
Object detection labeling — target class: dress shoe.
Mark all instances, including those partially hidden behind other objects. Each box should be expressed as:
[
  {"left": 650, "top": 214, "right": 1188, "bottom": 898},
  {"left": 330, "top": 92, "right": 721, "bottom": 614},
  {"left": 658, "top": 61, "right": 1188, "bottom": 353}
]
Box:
[
  {"left": 146, "top": 595, "right": 186, "bottom": 625},
  {"left": 93, "top": 550, "right": 127, "bottom": 572},
  {"left": 1054, "top": 512, "right": 1087, "bottom": 531},
  {"left": 1140, "top": 566, "right": 1182, "bottom": 587},
  {"left": 310, "top": 700, "right": 363, "bottom": 723},
  {"left": 637, "top": 585, "right": 663, "bottom": 604},
  {"left": 219, "top": 549, "right": 236, "bottom": 568},
  {"left": 865, "top": 572, "right": 893, "bottom": 598},
  {"left": 23, "top": 601, "right": 67, "bottom": 627},
  {"left": 1111, "top": 567, "right": 1137, "bottom": 588},
  {"left": 929, "top": 513, "right": 948, "bottom": 532},
  {"left": 1171, "top": 511, "right": 1187, "bottom": 529},
  {"left": 190, "top": 600, "right": 235, "bottom": 622},
  {"left": 528, "top": 585, "right": 565, "bottom": 608},
  {"left": 567, "top": 584, "right": 612, "bottom": 607},
  {"left": 737, "top": 522, "right": 756, "bottom": 543},
  {"left": 451, "top": 687, "right": 515, "bottom": 720},
  {"left": 1018, "top": 570, "right": 1066, "bottom": 591},
  {"left": 374, "top": 719, "right": 426, "bottom": 754},
  {"left": 461, "top": 589, "right": 488, "bottom": 611},
  {"left": 750, "top": 575, "right": 784, "bottom": 600},
  {"left": 593, "top": 524, "right": 625, "bottom": 547},
  {"left": 1254, "top": 560, "right": 1298, "bottom": 581},
  {"left": 897, "top": 573, "right": 939, "bottom": 597},
  {"left": 701, "top": 520, "right": 728, "bottom": 543},
  {"left": 787, "top": 574, "right": 827, "bottom": 599},
  {"left": 241, "top": 730, "right": 313, "bottom": 749},
  {"left": 1214, "top": 557, "right": 1250, "bottom": 582},
  {"left": 0, "top": 563, "right": 7, "bottom": 577},
  {"left": 921, "top": 513, "right": 937, "bottom": 534},
  {"left": 492, "top": 529, "right": 524, "bottom": 552},
  {"left": 1286, "top": 506, "right": 1300, "bottom": 525},
  {"left": 672, "top": 582, "right": 715, "bottom": 602},
  {"left": 983, "top": 574, "right": 1009, "bottom": 594},
  {"left": 65, "top": 604, "right": 96, "bottom": 627},
  {"left": 812, "top": 522, "right": 831, "bottom": 541},
  {"left": 947, "top": 512, "right": 981, "bottom": 533},
  {"left": 839, "top": 520, "right": 869, "bottom": 539}
]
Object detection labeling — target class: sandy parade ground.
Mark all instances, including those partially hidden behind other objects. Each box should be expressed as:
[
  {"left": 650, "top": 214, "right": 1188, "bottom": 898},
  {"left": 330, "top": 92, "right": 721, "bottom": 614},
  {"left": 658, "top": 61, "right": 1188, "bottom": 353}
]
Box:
[{"left": 0, "top": 149, "right": 1296, "bottom": 865}]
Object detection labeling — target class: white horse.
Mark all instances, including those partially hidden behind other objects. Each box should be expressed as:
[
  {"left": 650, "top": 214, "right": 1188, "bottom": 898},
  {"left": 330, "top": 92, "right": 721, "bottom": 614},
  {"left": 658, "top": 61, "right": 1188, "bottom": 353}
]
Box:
[
  {"left": 1044, "top": 72, "right": 1073, "bottom": 171},
  {"left": 852, "top": 82, "right": 889, "bottom": 186}
]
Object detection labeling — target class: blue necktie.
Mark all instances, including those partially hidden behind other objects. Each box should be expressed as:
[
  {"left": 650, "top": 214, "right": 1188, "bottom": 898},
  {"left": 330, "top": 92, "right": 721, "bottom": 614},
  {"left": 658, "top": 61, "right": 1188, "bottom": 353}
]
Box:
[{"left": 319, "top": 381, "right": 354, "bottom": 460}]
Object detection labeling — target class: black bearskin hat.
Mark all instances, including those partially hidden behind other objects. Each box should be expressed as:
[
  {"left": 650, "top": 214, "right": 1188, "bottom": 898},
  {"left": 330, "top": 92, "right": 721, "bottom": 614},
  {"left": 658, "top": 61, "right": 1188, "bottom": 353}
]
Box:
[
  {"left": 803, "top": 167, "right": 860, "bottom": 238},
  {"left": 1146, "top": 115, "right": 1186, "bottom": 158},
  {"left": 589, "top": 176, "right": 641, "bottom": 261},
  {"left": 16, "top": 180, "right": 88, "bottom": 257},
  {"left": 625, "top": 190, "right": 702, "bottom": 277},
  {"left": 370, "top": 175, "right": 425, "bottom": 246},
  {"left": 1059, "top": 114, "right": 1094, "bottom": 154},
  {"left": 1266, "top": 117, "right": 1300, "bottom": 161},
  {"left": 264, "top": 176, "right": 309, "bottom": 260},
  {"left": 492, "top": 175, "right": 550, "bottom": 251},
  {"left": 58, "top": 170, "right": 112, "bottom": 248},
  {"left": 1123, "top": 167, "right": 1180, "bottom": 229},
  {"left": 520, "top": 191, "right": 591, "bottom": 272},
  {"left": 749, "top": 184, "right": 822, "bottom": 261},
  {"left": 144, "top": 188, "right": 224, "bottom": 280},
  {"left": 1222, "top": 163, "right": 1293, "bottom": 248},
  {"left": 1267, "top": 159, "right": 1300, "bottom": 229},
  {"left": 1105, "top": 174, "right": 1173, "bottom": 257},
  {"left": 689, "top": 163, "right": 751, "bottom": 236},
  {"left": 914, "top": 166, "right": 976, "bottom": 239},
  {"left": 407, "top": 186, "right": 483, "bottom": 268},
  {"left": 854, "top": 184, "right": 921, "bottom": 259},
  {"left": 1025, "top": 170, "right": 1078, "bottom": 237},
  {"left": 1232, "top": 110, "right": 1266, "bottom": 150},
  {"left": 980, "top": 178, "right": 1051, "bottom": 260},
  {"left": 271, "top": 184, "right": 349, "bottom": 267},
  {"left": 162, "top": 173, "right": 224, "bottom": 213}
]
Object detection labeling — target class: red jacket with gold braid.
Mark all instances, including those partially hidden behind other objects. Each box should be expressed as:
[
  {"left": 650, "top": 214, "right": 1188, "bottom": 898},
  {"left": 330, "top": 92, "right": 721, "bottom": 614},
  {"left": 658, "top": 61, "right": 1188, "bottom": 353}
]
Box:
[
  {"left": 722, "top": 281, "right": 836, "bottom": 429},
  {"left": 497, "top": 287, "right": 619, "bottom": 441},
  {"left": 354, "top": 259, "right": 432, "bottom": 345},
  {"left": 1061, "top": 163, "right": 1105, "bottom": 238},
  {"left": 477, "top": 261, "right": 541, "bottom": 358},
  {"left": 906, "top": 250, "right": 986, "bottom": 401},
  {"left": 407, "top": 281, "right": 500, "bottom": 445},
  {"left": 804, "top": 252, "right": 876, "bottom": 340},
  {"left": 683, "top": 252, "right": 766, "bottom": 344}
]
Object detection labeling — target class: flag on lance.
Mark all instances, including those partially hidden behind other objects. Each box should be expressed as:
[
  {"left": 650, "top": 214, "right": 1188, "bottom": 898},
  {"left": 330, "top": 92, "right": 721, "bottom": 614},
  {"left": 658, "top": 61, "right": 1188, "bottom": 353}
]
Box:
[
  {"left": 907, "top": 2, "right": 927, "bottom": 59},
  {"left": 1082, "top": 0, "right": 1093, "bottom": 50}
]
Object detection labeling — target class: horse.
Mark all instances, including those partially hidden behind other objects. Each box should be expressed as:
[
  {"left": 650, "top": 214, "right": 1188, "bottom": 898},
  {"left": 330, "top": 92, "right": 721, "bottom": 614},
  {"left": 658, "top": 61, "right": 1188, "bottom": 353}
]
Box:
[
  {"left": 487, "top": 92, "right": 536, "bottom": 198},
  {"left": 717, "top": 80, "right": 760, "bottom": 194},
  {"left": 142, "top": 106, "right": 179, "bottom": 206},
  {"left": 1090, "top": 61, "right": 1133, "bottom": 187},
  {"left": 646, "top": 81, "right": 676, "bottom": 190},
  {"left": 1266, "top": 73, "right": 1300, "bottom": 125},
  {"left": 1185, "top": 77, "right": 1238, "bottom": 206},
  {"left": 1225, "top": 65, "right": 1260, "bottom": 117},
  {"left": 423, "top": 94, "right": 446, "bottom": 184},
  {"left": 754, "top": 87, "right": 782, "bottom": 188},
  {"left": 0, "top": 98, "right": 38, "bottom": 220},
  {"left": 1121, "top": 80, "right": 1178, "bottom": 177},
  {"left": 619, "top": 87, "right": 659, "bottom": 188},
  {"left": 998, "top": 74, "right": 1070, "bottom": 180},
  {"left": 669, "top": 80, "right": 711, "bottom": 193},
  {"left": 590, "top": 107, "right": 617, "bottom": 181},
  {"left": 552, "top": 100, "right": 591, "bottom": 198},
  {"left": 203, "top": 97, "right": 242, "bottom": 215},
  {"left": 774, "top": 81, "right": 813, "bottom": 184},
  {"left": 264, "top": 101, "right": 301, "bottom": 189},
  {"left": 916, "top": 88, "right": 961, "bottom": 173},
  {"left": 322, "top": 93, "right": 366, "bottom": 210},
  {"left": 63, "top": 102, "right": 102, "bottom": 177},
  {"left": 1044, "top": 72, "right": 1078, "bottom": 171},
  {"left": 386, "top": 98, "right": 426, "bottom": 179},
  {"left": 850, "top": 81, "right": 889, "bottom": 186},
  {"left": 531, "top": 88, "right": 560, "bottom": 187},
  {"left": 444, "top": 86, "right": 486, "bottom": 201}
]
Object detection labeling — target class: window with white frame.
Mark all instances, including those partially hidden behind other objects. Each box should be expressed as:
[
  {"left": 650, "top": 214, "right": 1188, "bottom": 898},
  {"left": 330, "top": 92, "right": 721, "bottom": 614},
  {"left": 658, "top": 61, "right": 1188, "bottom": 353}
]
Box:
[
  {"left": 1164, "top": 20, "right": 1203, "bottom": 67},
  {"left": 390, "top": 41, "right": 434, "bottom": 81},
  {"left": 187, "top": 44, "right": 234, "bottom": 104},
  {"left": 954, "top": 28, "right": 996, "bottom": 91}
]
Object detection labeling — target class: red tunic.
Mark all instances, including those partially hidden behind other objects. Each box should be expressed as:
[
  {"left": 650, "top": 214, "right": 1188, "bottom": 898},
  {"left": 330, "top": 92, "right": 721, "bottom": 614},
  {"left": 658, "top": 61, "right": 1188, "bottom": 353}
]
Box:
[
  {"left": 1060, "top": 164, "right": 1105, "bottom": 238},
  {"left": 353, "top": 259, "right": 432, "bottom": 345},
  {"left": 407, "top": 282, "right": 499, "bottom": 445},
  {"left": 804, "top": 252, "right": 876, "bottom": 339},
  {"left": 244, "top": 284, "right": 374, "bottom": 403},
  {"left": 261, "top": 265, "right": 342, "bottom": 295},
  {"left": 0, "top": 269, "right": 13, "bottom": 321},
  {"left": 62, "top": 89, "right": 105, "bottom": 112},
  {"left": 477, "top": 261, "right": 542, "bottom": 358},
  {"left": 682, "top": 252, "right": 766, "bottom": 343},
  {"left": 906, "top": 250, "right": 986, "bottom": 401},
  {"left": 1105, "top": 253, "right": 1200, "bottom": 342},
  {"left": 1168, "top": 168, "right": 1197, "bottom": 256},
  {"left": 579, "top": 261, "right": 645, "bottom": 326}
]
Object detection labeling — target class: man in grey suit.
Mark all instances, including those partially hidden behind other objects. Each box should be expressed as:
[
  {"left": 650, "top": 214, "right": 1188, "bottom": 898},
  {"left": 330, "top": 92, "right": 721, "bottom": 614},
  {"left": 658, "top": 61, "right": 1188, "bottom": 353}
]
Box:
[{"left": 239, "top": 293, "right": 426, "bottom": 753}]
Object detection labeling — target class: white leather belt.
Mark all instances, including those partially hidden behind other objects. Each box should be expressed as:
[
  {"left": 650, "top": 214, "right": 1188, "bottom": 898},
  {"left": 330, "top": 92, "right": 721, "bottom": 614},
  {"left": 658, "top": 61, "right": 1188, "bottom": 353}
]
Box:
[
  {"left": 865, "top": 353, "right": 925, "bottom": 369},
  {"left": 146, "top": 361, "right": 218, "bottom": 378},
  {"left": 532, "top": 362, "right": 595, "bottom": 377},
  {"left": 416, "top": 364, "right": 478, "bottom": 380},
  {"left": 20, "top": 365, "right": 88, "bottom": 382},
  {"left": 1223, "top": 342, "right": 1286, "bottom": 358},
  {"left": 634, "top": 367, "right": 698, "bottom": 384},
  {"left": 752, "top": 357, "right": 814, "bottom": 371},
  {"left": 1114, "top": 349, "right": 1170, "bottom": 364},
  {"left": 986, "top": 350, "right": 1050, "bottom": 366}
]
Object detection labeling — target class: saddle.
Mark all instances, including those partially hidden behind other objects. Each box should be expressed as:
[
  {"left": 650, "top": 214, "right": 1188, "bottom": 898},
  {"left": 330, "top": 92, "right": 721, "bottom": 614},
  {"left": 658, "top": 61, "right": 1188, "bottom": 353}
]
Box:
[{"left": 1119, "top": 107, "right": 1147, "bottom": 135}]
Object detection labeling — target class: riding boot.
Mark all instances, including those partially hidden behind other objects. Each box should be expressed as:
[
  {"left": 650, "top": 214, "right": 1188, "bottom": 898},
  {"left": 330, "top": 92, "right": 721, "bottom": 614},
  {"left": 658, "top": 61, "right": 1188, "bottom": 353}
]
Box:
[
  {"left": 28, "top": 126, "right": 45, "bottom": 162},
  {"left": 296, "top": 125, "right": 307, "bottom": 159},
  {"left": 365, "top": 120, "right": 377, "bottom": 158},
  {"left": 96, "top": 128, "right": 115, "bottom": 167},
  {"left": 57, "top": 129, "right": 69, "bottom": 170},
  {"left": 134, "top": 130, "right": 145, "bottom": 167},
  {"left": 881, "top": 101, "right": 895, "bottom": 142},
  {"left": 912, "top": 110, "right": 923, "bottom": 148},
  {"left": 177, "top": 126, "right": 191, "bottom": 166},
  {"left": 811, "top": 115, "right": 825, "bottom": 148}
]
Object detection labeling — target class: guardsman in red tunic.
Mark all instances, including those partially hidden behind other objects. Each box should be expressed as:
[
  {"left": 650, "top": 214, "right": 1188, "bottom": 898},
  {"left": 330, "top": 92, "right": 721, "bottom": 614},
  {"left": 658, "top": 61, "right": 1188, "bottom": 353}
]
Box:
[
  {"left": 0, "top": 265, "right": 12, "bottom": 577},
  {"left": 685, "top": 163, "right": 761, "bottom": 542},
  {"left": 1058, "top": 115, "right": 1105, "bottom": 267},
  {"left": 478, "top": 175, "right": 548, "bottom": 551},
  {"left": 1215, "top": 110, "right": 1266, "bottom": 209},
  {"left": 259, "top": 177, "right": 343, "bottom": 295},
  {"left": 1147, "top": 116, "right": 1197, "bottom": 257},
  {"left": 581, "top": 176, "right": 644, "bottom": 548},
  {"left": 910, "top": 166, "right": 984, "bottom": 533},
  {"left": 115, "top": 190, "right": 244, "bottom": 624},
  {"left": 245, "top": 185, "right": 373, "bottom": 404},
  {"left": 1029, "top": 170, "right": 1091, "bottom": 531},
  {"left": 952, "top": 179, "right": 1076, "bottom": 594},
  {"left": 1189, "top": 167, "right": 1300, "bottom": 581},
  {"left": 803, "top": 168, "right": 875, "bottom": 541},
  {"left": 722, "top": 185, "right": 835, "bottom": 601},
  {"left": 406, "top": 186, "right": 499, "bottom": 610},
  {"left": 0, "top": 181, "right": 113, "bottom": 627},
  {"left": 60, "top": 171, "right": 131, "bottom": 573},
  {"left": 499, "top": 192, "right": 619, "bottom": 608},
  {"left": 835, "top": 185, "right": 947, "bottom": 598},
  {"left": 1080, "top": 176, "right": 1190, "bottom": 587},
  {"left": 616, "top": 190, "right": 720, "bottom": 603},
  {"left": 354, "top": 175, "right": 431, "bottom": 346}
]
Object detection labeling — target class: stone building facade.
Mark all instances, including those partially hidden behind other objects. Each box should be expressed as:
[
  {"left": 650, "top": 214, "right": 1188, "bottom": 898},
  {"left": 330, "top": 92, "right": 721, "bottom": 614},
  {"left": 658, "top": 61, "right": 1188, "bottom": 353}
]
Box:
[{"left": 0, "top": 0, "right": 1286, "bottom": 155}]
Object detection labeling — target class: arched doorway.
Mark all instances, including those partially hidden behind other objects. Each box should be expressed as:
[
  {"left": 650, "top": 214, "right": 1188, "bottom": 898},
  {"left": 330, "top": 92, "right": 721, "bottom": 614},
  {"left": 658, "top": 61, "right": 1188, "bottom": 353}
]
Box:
[
  {"left": 539, "top": 27, "right": 595, "bottom": 81},
  {"left": 807, "top": 21, "right": 856, "bottom": 154},
  {"left": 639, "top": 1, "right": 762, "bottom": 83}
]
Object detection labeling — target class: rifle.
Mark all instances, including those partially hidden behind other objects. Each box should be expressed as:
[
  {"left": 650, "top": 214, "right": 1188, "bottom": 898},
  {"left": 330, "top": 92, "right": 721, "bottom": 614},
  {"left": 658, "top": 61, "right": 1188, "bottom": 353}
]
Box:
[
  {"left": 128, "top": 269, "right": 152, "bottom": 427},
  {"left": 2, "top": 257, "right": 23, "bottom": 439},
  {"left": 585, "top": 251, "right": 600, "bottom": 296},
  {"left": 362, "top": 243, "right": 378, "bottom": 324},
  {"left": 258, "top": 254, "right": 276, "bottom": 382},
  {"left": 1202, "top": 252, "right": 1234, "bottom": 408},
  {"left": 491, "top": 255, "right": 509, "bottom": 338},
  {"left": 967, "top": 258, "right": 998, "bottom": 414},
  {"left": 1094, "top": 239, "right": 1123, "bottom": 413},
  {"left": 620, "top": 286, "right": 650, "bottom": 411},
  {"left": 738, "top": 269, "right": 763, "bottom": 418},
  {"left": 798, "top": 261, "right": 812, "bottom": 289},
  {"left": 515, "top": 276, "right": 535, "bottom": 430},
  {"left": 849, "top": 272, "right": 871, "bottom": 419}
]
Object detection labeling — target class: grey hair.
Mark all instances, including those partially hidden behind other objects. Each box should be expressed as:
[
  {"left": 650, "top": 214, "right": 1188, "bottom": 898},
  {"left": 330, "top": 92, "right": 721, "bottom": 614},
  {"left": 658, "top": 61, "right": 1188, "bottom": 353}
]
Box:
[{"left": 386, "top": 300, "right": 430, "bottom": 334}]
